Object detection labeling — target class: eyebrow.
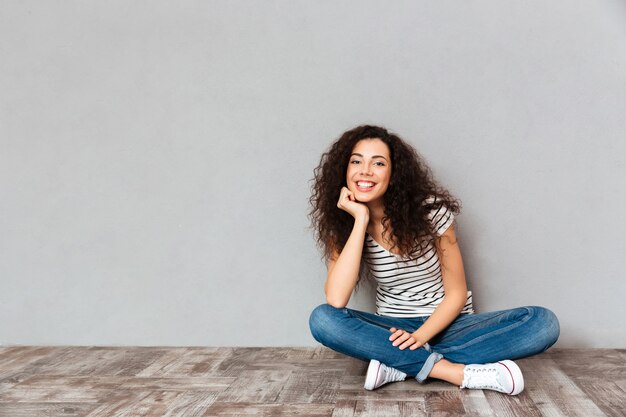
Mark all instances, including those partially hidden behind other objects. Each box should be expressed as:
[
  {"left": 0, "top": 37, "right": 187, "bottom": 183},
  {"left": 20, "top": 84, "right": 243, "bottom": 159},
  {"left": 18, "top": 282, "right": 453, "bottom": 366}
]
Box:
[{"left": 350, "top": 153, "right": 389, "bottom": 162}]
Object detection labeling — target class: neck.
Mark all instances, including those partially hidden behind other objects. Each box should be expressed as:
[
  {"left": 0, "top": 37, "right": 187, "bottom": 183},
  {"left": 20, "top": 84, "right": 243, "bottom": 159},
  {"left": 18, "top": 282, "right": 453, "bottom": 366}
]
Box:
[{"left": 366, "top": 199, "right": 386, "bottom": 226}]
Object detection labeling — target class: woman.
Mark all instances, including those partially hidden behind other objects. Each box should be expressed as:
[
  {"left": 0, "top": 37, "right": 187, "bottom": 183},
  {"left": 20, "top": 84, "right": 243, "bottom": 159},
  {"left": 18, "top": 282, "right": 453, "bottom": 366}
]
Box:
[{"left": 307, "top": 125, "right": 560, "bottom": 395}]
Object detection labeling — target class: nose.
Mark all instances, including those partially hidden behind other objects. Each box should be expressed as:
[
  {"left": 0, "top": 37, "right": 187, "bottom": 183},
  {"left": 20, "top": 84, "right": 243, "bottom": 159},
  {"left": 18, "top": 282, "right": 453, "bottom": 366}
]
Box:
[{"left": 360, "top": 164, "right": 373, "bottom": 175}]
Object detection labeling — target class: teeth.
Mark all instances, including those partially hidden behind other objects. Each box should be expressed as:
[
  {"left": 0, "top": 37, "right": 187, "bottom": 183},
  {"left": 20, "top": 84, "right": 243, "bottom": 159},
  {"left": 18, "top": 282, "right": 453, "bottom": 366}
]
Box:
[{"left": 357, "top": 182, "right": 374, "bottom": 188}]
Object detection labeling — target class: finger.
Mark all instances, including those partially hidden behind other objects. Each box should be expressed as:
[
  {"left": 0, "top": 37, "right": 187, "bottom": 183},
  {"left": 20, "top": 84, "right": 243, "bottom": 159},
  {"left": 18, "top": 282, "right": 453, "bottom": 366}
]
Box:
[
  {"left": 389, "top": 329, "right": 404, "bottom": 341},
  {"left": 339, "top": 189, "right": 351, "bottom": 205},
  {"left": 392, "top": 332, "right": 411, "bottom": 346},
  {"left": 399, "top": 337, "right": 416, "bottom": 350}
]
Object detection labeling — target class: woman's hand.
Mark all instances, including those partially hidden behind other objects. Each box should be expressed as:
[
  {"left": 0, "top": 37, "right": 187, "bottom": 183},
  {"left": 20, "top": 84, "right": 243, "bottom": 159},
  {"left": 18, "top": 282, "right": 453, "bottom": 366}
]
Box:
[
  {"left": 389, "top": 327, "right": 425, "bottom": 351},
  {"left": 337, "top": 186, "right": 369, "bottom": 221}
]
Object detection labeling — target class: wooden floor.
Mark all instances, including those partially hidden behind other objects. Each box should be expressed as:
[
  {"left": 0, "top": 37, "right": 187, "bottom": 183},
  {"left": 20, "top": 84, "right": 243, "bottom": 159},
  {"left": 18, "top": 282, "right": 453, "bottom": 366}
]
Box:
[{"left": 0, "top": 347, "right": 624, "bottom": 417}]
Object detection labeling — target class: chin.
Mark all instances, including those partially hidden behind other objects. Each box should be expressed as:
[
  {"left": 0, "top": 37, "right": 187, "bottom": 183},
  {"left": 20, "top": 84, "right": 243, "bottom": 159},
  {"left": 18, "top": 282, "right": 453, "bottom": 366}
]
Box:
[{"left": 355, "top": 193, "right": 376, "bottom": 201}]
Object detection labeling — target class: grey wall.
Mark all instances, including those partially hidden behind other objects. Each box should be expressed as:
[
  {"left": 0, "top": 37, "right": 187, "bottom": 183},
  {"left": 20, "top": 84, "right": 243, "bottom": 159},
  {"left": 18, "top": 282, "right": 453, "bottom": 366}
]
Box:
[{"left": 1, "top": 1, "right": 625, "bottom": 348}]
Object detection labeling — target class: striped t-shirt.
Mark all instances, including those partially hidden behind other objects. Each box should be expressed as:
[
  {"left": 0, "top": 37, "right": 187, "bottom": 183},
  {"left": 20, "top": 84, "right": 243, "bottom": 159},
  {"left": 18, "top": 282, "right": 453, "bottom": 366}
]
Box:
[{"left": 363, "top": 196, "right": 474, "bottom": 317}]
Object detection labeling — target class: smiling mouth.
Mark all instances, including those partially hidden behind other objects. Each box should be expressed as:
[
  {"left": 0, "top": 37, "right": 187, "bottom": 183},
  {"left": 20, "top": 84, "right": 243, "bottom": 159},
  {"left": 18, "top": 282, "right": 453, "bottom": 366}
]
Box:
[{"left": 356, "top": 181, "right": 376, "bottom": 191}]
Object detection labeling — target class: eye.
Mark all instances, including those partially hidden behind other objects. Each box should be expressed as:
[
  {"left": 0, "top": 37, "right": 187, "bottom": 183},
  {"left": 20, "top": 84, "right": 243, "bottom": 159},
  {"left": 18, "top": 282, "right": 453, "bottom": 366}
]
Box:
[
  {"left": 375, "top": 162, "right": 385, "bottom": 166},
  {"left": 350, "top": 160, "right": 360, "bottom": 164}
]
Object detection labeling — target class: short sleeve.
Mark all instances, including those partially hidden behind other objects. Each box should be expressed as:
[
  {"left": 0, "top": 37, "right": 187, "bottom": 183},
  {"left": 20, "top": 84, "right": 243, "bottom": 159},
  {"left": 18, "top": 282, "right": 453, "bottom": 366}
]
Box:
[{"left": 424, "top": 196, "right": 455, "bottom": 236}]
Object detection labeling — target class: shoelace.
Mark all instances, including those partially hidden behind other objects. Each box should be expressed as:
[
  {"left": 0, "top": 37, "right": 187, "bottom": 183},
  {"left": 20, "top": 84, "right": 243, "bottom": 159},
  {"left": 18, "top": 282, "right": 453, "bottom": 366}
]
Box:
[
  {"left": 384, "top": 365, "right": 406, "bottom": 382},
  {"left": 463, "top": 367, "right": 503, "bottom": 390}
]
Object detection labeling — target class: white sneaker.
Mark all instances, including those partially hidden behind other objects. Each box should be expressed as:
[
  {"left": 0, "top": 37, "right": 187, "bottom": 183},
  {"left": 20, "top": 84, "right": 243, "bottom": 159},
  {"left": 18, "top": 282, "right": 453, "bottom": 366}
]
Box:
[
  {"left": 364, "top": 359, "right": 407, "bottom": 390},
  {"left": 460, "top": 360, "right": 524, "bottom": 395}
]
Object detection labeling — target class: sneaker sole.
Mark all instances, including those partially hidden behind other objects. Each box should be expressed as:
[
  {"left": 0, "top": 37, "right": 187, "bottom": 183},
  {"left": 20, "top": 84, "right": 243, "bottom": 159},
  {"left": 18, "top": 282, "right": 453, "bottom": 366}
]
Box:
[
  {"left": 364, "top": 359, "right": 381, "bottom": 390},
  {"left": 498, "top": 360, "right": 524, "bottom": 395}
]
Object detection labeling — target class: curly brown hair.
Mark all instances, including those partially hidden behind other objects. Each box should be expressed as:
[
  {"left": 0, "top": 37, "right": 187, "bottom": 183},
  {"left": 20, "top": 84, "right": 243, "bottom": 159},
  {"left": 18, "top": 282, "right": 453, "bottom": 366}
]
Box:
[{"left": 307, "top": 124, "right": 462, "bottom": 287}]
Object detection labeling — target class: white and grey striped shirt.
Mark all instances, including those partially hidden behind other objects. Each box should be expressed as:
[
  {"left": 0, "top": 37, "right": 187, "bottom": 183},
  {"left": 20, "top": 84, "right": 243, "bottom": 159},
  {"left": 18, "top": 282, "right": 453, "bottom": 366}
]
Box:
[{"left": 364, "top": 196, "right": 474, "bottom": 317}]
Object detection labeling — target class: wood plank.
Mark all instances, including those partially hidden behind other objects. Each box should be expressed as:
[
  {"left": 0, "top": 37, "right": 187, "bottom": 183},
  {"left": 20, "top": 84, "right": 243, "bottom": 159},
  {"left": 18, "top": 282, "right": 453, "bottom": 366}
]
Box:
[
  {"left": 82, "top": 394, "right": 152, "bottom": 417},
  {"left": 423, "top": 390, "right": 465, "bottom": 416},
  {"left": 80, "top": 347, "right": 169, "bottom": 377},
  {"left": 398, "top": 401, "right": 427, "bottom": 417},
  {"left": 331, "top": 399, "right": 357, "bottom": 417},
  {"left": 352, "top": 398, "right": 424, "bottom": 417},
  {"left": 551, "top": 349, "right": 626, "bottom": 379},
  {"left": 275, "top": 370, "right": 343, "bottom": 403},
  {"left": 0, "top": 375, "right": 234, "bottom": 402},
  {"left": 353, "top": 399, "right": 403, "bottom": 417},
  {"left": 0, "top": 402, "right": 97, "bottom": 417},
  {"left": 1, "top": 347, "right": 167, "bottom": 377},
  {"left": 614, "top": 379, "right": 626, "bottom": 393},
  {"left": 0, "top": 372, "right": 29, "bottom": 394},
  {"left": 82, "top": 391, "right": 220, "bottom": 417},
  {"left": 204, "top": 402, "right": 334, "bottom": 416},
  {"left": 522, "top": 356, "right": 607, "bottom": 417},
  {"left": 568, "top": 378, "right": 626, "bottom": 417},
  {"left": 213, "top": 347, "right": 365, "bottom": 376},
  {"left": 482, "top": 390, "right": 543, "bottom": 417},
  {"left": 458, "top": 389, "right": 495, "bottom": 416},
  {"left": 0, "top": 375, "right": 130, "bottom": 403},
  {"left": 215, "top": 370, "right": 291, "bottom": 403},
  {"left": 161, "top": 391, "right": 220, "bottom": 417},
  {"left": 339, "top": 375, "right": 451, "bottom": 392},
  {"left": 136, "top": 347, "right": 234, "bottom": 377},
  {"left": 0, "top": 347, "right": 63, "bottom": 376},
  {"left": 312, "top": 346, "right": 347, "bottom": 359},
  {"left": 112, "top": 391, "right": 181, "bottom": 417}
]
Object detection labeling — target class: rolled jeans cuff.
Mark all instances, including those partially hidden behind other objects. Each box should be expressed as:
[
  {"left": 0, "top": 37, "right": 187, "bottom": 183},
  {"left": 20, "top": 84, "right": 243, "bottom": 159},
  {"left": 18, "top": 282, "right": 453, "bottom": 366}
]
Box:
[{"left": 415, "top": 342, "right": 443, "bottom": 383}]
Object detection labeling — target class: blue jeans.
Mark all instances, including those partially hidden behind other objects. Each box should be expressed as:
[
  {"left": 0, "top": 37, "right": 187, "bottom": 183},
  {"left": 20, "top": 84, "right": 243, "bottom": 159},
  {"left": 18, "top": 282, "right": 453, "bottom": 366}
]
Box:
[{"left": 308, "top": 303, "right": 560, "bottom": 383}]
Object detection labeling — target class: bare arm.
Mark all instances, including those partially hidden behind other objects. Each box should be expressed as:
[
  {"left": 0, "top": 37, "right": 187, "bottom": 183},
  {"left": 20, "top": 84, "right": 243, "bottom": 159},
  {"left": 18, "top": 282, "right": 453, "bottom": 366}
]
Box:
[
  {"left": 390, "top": 224, "right": 469, "bottom": 350},
  {"left": 325, "top": 215, "right": 369, "bottom": 308},
  {"left": 410, "top": 224, "right": 467, "bottom": 344},
  {"left": 324, "top": 186, "right": 370, "bottom": 308}
]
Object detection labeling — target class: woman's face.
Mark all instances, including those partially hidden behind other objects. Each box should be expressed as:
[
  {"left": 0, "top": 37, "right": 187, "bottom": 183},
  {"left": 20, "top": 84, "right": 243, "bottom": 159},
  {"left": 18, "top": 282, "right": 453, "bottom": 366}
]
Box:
[{"left": 346, "top": 138, "right": 392, "bottom": 204}]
